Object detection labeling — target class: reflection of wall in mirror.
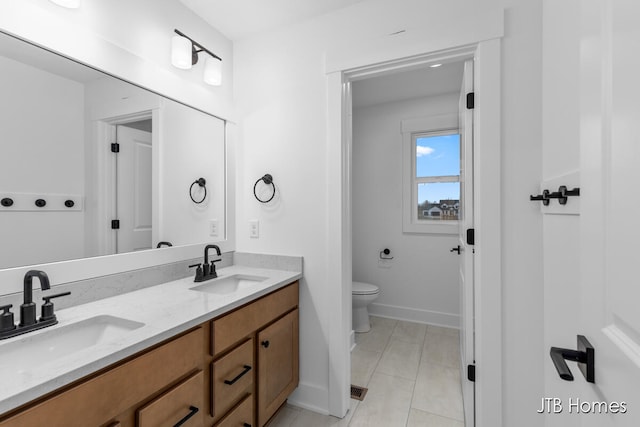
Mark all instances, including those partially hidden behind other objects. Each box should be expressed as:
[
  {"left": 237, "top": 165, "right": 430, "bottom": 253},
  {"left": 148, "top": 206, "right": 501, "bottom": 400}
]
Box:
[
  {"left": 0, "top": 62, "right": 226, "bottom": 269},
  {"left": 0, "top": 55, "right": 85, "bottom": 268}
]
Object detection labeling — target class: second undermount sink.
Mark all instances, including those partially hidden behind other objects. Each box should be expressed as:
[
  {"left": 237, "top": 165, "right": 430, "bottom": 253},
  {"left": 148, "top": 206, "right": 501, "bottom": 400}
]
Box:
[
  {"left": 0, "top": 315, "right": 145, "bottom": 376},
  {"left": 190, "top": 274, "right": 268, "bottom": 295}
]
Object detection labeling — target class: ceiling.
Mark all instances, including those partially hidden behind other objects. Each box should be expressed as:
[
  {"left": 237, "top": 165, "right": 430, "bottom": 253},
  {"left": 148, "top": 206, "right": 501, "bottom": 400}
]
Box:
[
  {"left": 178, "top": 0, "right": 371, "bottom": 40},
  {"left": 352, "top": 62, "right": 465, "bottom": 109}
]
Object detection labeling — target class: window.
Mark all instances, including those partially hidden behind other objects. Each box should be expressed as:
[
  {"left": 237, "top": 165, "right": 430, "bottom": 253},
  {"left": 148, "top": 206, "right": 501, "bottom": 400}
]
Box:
[{"left": 402, "top": 114, "right": 460, "bottom": 234}]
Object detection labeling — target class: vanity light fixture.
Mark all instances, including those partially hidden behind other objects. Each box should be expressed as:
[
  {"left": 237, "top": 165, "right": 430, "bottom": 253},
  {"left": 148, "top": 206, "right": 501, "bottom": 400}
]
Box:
[
  {"left": 49, "top": 0, "right": 81, "bottom": 8},
  {"left": 171, "top": 29, "right": 222, "bottom": 86}
]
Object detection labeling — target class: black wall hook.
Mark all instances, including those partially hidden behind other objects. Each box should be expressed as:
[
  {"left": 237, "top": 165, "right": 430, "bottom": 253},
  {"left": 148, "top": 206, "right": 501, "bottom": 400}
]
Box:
[
  {"left": 254, "top": 174, "right": 276, "bottom": 203},
  {"left": 530, "top": 186, "right": 580, "bottom": 206}
]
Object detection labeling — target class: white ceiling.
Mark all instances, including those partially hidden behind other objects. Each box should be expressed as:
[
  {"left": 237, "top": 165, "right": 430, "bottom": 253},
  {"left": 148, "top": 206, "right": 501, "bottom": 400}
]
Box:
[
  {"left": 178, "top": 0, "right": 371, "bottom": 40},
  {"left": 352, "top": 61, "right": 465, "bottom": 109}
]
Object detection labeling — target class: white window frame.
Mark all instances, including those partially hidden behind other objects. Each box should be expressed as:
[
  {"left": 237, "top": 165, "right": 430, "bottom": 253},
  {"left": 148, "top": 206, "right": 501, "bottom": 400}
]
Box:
[{"left": 402, "top": 113, "right": 459, "bottom": 234}]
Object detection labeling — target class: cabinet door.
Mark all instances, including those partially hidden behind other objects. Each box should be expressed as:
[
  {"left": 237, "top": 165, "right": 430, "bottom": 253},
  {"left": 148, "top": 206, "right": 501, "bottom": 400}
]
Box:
[{"left": 257, "top": 309, "right": 299, "bottom": 427}]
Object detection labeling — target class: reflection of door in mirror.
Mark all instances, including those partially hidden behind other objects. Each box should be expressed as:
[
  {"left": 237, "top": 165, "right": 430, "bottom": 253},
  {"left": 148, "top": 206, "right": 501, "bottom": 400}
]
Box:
[{"left": 115, "top": 122, "right": 153, "bottom": 253}]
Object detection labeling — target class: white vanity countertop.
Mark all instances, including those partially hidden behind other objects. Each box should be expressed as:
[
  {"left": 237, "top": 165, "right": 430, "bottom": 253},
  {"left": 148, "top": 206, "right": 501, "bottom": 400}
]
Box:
[{"left": 0, "top": 265, "right": 301, "bottom": 415}]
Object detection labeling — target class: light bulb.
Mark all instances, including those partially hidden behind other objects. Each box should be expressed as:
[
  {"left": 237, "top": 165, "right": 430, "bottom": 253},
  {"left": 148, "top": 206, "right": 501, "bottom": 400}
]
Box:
[
  {"left": 203, "top": 56, "right": 222, "bottom": 86},
  {"left": 171, "top": 36, "right": 193, "bottom": 70}
]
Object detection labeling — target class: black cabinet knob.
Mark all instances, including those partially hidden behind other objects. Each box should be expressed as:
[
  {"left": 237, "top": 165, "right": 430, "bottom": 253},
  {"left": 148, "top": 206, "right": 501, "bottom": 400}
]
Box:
[{"left": 261, "top": 340, "right": 270, "bottom": 348}]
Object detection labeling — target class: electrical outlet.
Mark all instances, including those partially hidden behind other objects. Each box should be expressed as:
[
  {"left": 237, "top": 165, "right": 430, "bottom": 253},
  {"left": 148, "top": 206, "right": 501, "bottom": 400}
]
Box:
[
  {"left": 249, "top": 220, "right": 259, "bottom": 238},
  {"left": 209, "top": 219, "right": 219, "bottom": 237}
]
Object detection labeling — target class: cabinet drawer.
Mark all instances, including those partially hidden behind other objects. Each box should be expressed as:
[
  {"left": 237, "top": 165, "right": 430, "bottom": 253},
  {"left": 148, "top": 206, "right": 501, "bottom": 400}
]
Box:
[
  {"left": 137, "top": 370, "right": 204, "bottom": 427},
  {"left": 212, "top": 338, "right": 254, "bottom": 422},
  {"left": 213, "top": 282, "right": 298, "bottom": 355},
  {"left": 0, "top": 328, "right": 203, "bottom": 427},
  {"left": 214, "top": 395, "right": 253, "bottom": 427}
]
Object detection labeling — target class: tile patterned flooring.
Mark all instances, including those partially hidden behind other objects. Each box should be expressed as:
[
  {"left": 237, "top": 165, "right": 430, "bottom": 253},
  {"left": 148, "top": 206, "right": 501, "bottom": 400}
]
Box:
[{"left": 269, "top": 316, "right": 465, "bottom": 427}]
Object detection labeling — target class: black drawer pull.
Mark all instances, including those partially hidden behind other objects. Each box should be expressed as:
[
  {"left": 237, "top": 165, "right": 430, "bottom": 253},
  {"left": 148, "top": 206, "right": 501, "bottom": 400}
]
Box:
[
  {"left": 224, "top": 365, "right": 252, "bottom": 385},
  {"left": 173, "top": 405, "right": 199, "bottom": 427},
  {"left": 244, "top": 424, "right": 252, "bottom": 427}
]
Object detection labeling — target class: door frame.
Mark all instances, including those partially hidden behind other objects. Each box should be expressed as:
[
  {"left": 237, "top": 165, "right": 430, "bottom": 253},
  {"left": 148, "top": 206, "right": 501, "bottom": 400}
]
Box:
[
  {"left": 91, "top": 110, "right": 156, "bottom": 256},
  {"left": 326, "top": 39, "right": 502, "bottom": 427}
]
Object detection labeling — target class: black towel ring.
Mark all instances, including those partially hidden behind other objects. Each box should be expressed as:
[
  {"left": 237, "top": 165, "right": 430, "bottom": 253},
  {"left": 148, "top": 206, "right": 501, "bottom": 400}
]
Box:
[
  {"left": 190, "top": 178, "right": 207, "bottom": 204},
  {"left": 254, "top": 174, "right": 276, "bottom": 203}
]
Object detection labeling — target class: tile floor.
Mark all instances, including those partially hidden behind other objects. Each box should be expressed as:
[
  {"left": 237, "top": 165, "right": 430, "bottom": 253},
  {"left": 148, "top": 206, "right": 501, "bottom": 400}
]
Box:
[{"left": 269, "top": 316, "right": 465, "bottom": 427}]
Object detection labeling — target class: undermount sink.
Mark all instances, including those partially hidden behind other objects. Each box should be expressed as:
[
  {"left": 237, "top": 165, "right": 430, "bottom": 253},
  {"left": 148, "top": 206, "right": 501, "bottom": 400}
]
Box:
[
  {"left": 190, "top": 274, "right": 268, "bottom": 295},
  {"left": 0, "top": 315, "right": 145, "bottom": 376}
]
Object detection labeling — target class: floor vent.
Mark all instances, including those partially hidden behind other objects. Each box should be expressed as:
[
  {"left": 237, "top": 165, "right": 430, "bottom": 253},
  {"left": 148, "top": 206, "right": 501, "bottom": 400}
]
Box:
[{"left": 350, "top": 384, "right": 368, "bottom": 401}]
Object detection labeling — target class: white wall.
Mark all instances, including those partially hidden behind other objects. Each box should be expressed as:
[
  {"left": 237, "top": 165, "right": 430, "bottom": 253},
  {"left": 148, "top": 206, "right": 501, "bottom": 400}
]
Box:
[
  {"left": 0, "top": 55, "right": 85, "bottom": 268},
  {"left": 352, "top": 94, "right": 460, "bottom": 327},
  {"left": 234, "top": 0, "right": 543, "bottom": 423}
]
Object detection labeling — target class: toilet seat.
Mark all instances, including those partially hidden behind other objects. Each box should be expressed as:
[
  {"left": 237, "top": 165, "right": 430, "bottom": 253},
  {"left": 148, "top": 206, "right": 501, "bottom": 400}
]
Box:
[{"left": 352, "top": 281, "right": 379, "bottom": 296}]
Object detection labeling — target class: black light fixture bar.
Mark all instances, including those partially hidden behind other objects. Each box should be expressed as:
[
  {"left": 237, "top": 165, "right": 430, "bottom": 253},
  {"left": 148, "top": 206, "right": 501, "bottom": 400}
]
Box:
[{"left": 174, "top": 29, "right": 222, "bottom": 62}]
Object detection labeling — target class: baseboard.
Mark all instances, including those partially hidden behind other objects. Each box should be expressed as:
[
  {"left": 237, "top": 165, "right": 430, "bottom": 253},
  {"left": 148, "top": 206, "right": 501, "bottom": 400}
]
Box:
[
  {"left": 287, "top": 382, "right": 330, "bottom": 415},
  {"left": 350, "top": 330, "right": 356, "bottom": 351},
  {"left": 369, "top": 302, "right": 460, "bottom": 329}
]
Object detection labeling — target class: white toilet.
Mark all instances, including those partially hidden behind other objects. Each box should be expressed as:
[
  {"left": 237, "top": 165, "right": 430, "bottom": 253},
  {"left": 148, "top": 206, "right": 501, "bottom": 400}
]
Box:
[{"left": 352, "top": 281, "right": 380, "bottom": 333}]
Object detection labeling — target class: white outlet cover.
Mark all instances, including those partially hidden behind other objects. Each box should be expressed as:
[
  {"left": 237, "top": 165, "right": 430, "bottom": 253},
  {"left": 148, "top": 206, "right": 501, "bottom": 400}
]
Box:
[
  {"left": 249, "top": 220, "right": 259, "bottom": 238},
  {"left": 209, "top": 219, "right": 219, "bottom": 237}
]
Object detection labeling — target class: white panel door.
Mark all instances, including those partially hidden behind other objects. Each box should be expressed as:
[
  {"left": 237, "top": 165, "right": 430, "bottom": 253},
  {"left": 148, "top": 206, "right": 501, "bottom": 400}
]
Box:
[
  {"left": 579, "top": 0, "right": 640, "bottom": 423},
  {"left": 116, "top": 125, "right": 152, "bottom": 253},
  {"left": 458, "top": 58, "right": 475, "bottom": 427},
  {"left": 545, "top": 1, "right": 640, "bottom": 425}
]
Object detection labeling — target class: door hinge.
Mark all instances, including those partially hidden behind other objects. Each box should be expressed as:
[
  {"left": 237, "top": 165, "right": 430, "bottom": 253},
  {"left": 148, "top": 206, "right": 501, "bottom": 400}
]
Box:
[
  {"left": 466, "top": 228, "right": 475, "bottom": 245},
  {"left": 466, "top": 92, "right": 475, "bottom": 109},
  {"left": 111, "top": 143, "right": 120, "bottom": 153},
  {"left": 467, "top": 364, "right": 476, "bottom": 382},
  {"left": 111, "top": 219, "right": 120, "bottom": 230}
]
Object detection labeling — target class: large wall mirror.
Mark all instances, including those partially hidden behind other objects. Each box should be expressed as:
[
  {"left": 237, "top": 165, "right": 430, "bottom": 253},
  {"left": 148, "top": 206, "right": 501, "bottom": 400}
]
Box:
[{"left": 0, "top": 32, "right": 227, "bottom": 270}]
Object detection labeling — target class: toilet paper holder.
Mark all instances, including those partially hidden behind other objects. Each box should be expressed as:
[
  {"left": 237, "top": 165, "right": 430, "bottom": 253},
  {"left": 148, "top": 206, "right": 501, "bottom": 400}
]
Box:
[{"left": 379, "top": 248, "right": 394, "bottom": 260}]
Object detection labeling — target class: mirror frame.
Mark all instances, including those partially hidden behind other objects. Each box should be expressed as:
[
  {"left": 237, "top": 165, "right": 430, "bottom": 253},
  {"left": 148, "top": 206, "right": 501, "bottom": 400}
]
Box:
[{"left": 0, "top": 24, "right": 236, "bottom": 294}]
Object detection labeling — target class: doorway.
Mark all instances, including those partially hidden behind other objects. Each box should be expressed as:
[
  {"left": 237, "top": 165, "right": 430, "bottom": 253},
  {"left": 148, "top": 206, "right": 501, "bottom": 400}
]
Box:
[
  {"left": 349, "top": 58, "right": 473, "bottom": 425},
  {"left": 326, "top": 39, "right": 502, "bottom": 427}
]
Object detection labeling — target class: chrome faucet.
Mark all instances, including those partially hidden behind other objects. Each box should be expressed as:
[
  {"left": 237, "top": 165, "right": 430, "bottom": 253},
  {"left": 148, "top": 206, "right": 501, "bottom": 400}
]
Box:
[{"left": 0, "top": 269, "right": 70, "bottom": 340}]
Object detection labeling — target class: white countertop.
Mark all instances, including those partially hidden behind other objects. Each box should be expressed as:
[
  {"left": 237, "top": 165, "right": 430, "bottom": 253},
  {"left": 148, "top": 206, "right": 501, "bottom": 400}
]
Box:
[{"left": 0, "top": 265, "right": 301, "bottom": 415}]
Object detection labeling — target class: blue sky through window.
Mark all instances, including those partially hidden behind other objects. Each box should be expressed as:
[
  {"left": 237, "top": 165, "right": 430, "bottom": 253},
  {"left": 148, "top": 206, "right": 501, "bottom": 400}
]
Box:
[{"left": 416, "top": 134, "right": 460, "bottom": 203}]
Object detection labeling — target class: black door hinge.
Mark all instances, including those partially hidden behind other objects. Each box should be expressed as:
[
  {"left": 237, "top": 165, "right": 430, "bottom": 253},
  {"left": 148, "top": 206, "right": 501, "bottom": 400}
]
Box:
[
  {"left": 467, "top": 228, "right": 475, "bottom": 245},
  {"left": 111, "top": 143, "right": 120, "bottom": 153},
  {"left": 467, "top": 364, "right": 476, "bottom": 382},
  {"left": 111, "top": 219, "right": 120, "bottom": 229},
  {"left": 466, "top": 92, "right": 475, "bottom": 109}
]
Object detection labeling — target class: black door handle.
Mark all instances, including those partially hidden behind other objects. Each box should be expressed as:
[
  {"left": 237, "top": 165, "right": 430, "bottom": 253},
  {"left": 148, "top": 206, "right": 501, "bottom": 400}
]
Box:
[
  {"left": 550, "top": 335, "right": 595, "bottom": 383},
  {"left": 450, "top": 245, "right": 461, "bottom": 254}
]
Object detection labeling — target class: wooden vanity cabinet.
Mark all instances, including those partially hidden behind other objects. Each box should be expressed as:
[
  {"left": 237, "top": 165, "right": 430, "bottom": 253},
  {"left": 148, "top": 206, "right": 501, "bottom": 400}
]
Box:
[
  {"left": 211, "top": 281, "right": 299, "bottom": 427},
  {"left": 0, "top": 327, "right": 205, "bottom": 427},
  {"left": 0, "top": 281, "right": 299, "bottom": 427}
]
